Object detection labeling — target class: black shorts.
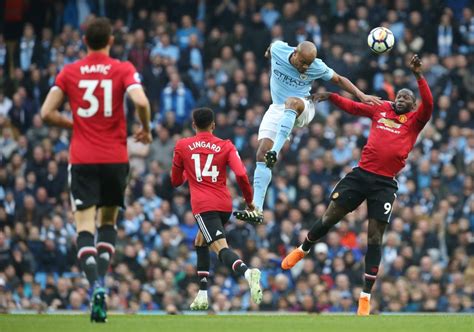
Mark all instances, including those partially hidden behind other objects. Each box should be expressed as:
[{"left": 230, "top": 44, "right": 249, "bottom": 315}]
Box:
[
  {"left": 69, "top": 163, "right": 129, "bottom": 211},
  {"left": 330, "top": 167, "right": 398, "bottom": 223},
  {"left": 194, "top": 211, "right": 231, "bottom": 244}
]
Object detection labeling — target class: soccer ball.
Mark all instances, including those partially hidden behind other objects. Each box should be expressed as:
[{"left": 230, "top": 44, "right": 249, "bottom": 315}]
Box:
[{"left": 367, "top": 27, "right": 395, "bottom": 54}]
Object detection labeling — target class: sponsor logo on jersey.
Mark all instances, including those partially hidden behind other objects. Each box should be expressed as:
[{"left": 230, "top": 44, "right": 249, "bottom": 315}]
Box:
[
  {"left": 377, "top": 118, "right": 402, "bottom": 129},
  {"left": 398, "top": 114, "right": 407, "bottom": 123},
  {"left": 80, "top": 64, "right": 111, "bottom": 75},
  {"left": 215, "top": 230, "right": 222, "bottom": 236},
  {"left": 273, "top": 69, "right": 307, "bottom": 87}
]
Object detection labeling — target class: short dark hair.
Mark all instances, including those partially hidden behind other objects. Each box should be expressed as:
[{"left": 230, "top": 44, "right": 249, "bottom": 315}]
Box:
[
  {"left": 192, "top": 108, "right": 215, "bottom": 129},
  {"left": 85, "top": 17, "right": 112, "bottom": 50},
  {"left": 397, "top": 88, "right": 416, "bottom": 102}
]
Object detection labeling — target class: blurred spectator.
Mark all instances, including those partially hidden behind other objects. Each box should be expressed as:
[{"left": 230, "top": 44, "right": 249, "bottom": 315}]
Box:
[
  {"left": 176, "top": 15, "right": 200, "bottom": 50},
  {"left": 159, "top": 73, "right": 195, "bottom": 126},
  {"left": 128, "top": 29, "right": 150, "bottom": 74},
  {"left": 151, "top": 33, "right": 179, "bottom": 65},
  {"left": 15, "top": 23, "right": 39, "bottom": 72},
  {"left": 148, "top": 125, "right": 174, "bottom": 172},
  {"left": 0, "top": 90, "right": 12, "bottom": 117}
]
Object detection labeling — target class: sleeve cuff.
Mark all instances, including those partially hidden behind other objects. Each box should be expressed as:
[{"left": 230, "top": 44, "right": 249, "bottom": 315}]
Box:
[
  {"left": 126, "top": 83, "right": 142, "bottom": 93},
  {"left": 50, "top": 86, "right": 63, "bottom": 92}
]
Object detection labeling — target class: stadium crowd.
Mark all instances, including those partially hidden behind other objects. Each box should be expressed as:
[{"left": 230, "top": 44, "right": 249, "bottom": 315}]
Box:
[{"left": 0, "top": 0, "right": 473, "bottom": 314}]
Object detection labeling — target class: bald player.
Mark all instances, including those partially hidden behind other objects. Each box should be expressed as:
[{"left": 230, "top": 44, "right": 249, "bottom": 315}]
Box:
[{"left": 234, "top": 41, "right": 381, "bottom": 224}]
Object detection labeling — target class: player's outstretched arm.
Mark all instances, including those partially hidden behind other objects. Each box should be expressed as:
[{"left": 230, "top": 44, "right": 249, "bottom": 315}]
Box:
[
  {"left": 330, "top": 72, "right": 382, "bottom": 106},
  {"left": 128, "top": 87, "right": 152, "bottom": 144},
  {"left": 310, "top": 92, "right": 376, "bottom": 118},
  {"left": 410, "top": 54, "right": 434, "bottom": 123},
  {"left": 228, "top": 144, "right": 253, "bottom": 210},
  {"left": 40, "top": 88, "right": 73, "bottom": 129}
]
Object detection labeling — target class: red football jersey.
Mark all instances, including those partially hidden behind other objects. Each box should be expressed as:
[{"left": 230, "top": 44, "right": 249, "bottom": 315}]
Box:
[
  {"left": 171, "top": 132, "right": 253, "bottom": 214},
  {"left": 329, "top": 78, "right": 433, "bottom": 177},
  {"left": 54, "top": 52, "right": 141, "bottom": 164}
]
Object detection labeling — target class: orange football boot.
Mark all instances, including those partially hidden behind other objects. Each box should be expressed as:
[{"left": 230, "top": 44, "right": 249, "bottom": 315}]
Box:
[
  {"left": 357, "top": 295, "right": 371, "bottom": 316},
  {"left": 281, "top": 246, "right": 307, "bottom": 270}
]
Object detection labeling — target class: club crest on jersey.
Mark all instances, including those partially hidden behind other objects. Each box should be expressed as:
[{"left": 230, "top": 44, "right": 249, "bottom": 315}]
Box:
[
  {"left": 398, "top": 114, "right": 407, "bottom": 123},
  {"left": 299, "top": 73, "right": 308, "bottom": 80},
  {"left": 377, "top": 118, "right": 401, "bottom": 129},
  {"left": 332, "top": 192, "right": 339, "bottom": 200}
]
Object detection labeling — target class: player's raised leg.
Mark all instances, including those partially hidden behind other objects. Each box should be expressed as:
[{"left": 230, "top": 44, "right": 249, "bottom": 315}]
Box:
[
  {"left": 357, "top": 218, "right": 386, "bottom": 316},
  {"left": 282, "top": 201, "right": 350, "bottom": 269},
  {"left": 265, "top": 97, "right": 305, "bottom": 168},
  {"left": 233, "top": 138, "right": 273, "bottom": 224},
  {"left": 191, "top": 231, "right": 210, "bottom": 310}
]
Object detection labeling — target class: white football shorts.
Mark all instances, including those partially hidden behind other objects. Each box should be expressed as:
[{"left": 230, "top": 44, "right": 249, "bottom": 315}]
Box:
[{"left": 258, "top": 97, "right": 316, "bottom": 141}]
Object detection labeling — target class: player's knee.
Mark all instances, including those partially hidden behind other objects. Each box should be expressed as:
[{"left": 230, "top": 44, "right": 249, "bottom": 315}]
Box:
[
  {"left": 285, "top": 97, "right": 304, "bottom": 115},
  {"left": 99, "top": 219, "right": 115, "bottom": 227},
  {"left": 368, "top": 228, "right": 384, "bottom": 244},
  {"left": 256, "top": 148, "right": 266, "bottom": 162},
  {"left": 321, "top": 216, "right": 337, "bottom": 228},
  {"left": 256, "top": 141, "right": 272, "bottom": 161},
  {"left": 195, "top": 239, "right": 206, "bottom": 247}
]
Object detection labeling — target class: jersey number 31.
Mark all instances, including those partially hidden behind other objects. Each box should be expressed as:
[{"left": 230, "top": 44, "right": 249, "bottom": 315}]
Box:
[
  {"left": 191, "top": 154, "right": 219, "bottom": 182},
  {"left": 78, "top": 79, "right": 112, "bottom": 118}
]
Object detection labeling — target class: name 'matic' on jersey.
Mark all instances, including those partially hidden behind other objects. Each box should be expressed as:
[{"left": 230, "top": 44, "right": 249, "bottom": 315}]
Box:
[
  {"left": 54, "top": 52, "right": 141, "bottom": 164},
  {"left": 270, "top": 41, "right": 334, "bottom": 104}
]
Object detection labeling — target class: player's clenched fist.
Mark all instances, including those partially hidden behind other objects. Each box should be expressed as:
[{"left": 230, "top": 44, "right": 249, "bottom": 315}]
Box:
[
  {"left": 409, "top": 54, "right": 423, "bottom": 77},
  {"left": 309, "top": 92, "right": 331, "bottom": 102}
]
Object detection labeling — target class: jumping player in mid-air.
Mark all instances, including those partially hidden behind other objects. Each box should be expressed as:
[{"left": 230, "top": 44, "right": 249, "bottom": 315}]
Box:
[
  {"left": 281, "top": 54, "right": 433, "bottom": 316},
  {"left": 234, "top": 40, "right": 381, "bottom": 224},
  {"left": 41, "top": 18, "right": 151, "bottom": 322},
  {"left": 171, "top": 107, "right": 263, "bottom": 310}
]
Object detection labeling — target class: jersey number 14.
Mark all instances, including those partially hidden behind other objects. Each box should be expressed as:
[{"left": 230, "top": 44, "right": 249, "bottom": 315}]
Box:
[{"left": 191, "top": 154, "right": 219, "bottom": 182}]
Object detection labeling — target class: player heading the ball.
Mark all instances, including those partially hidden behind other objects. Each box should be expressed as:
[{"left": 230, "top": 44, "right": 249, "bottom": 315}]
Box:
[
  {"left": 282, "top": 54, "right": 433, "bottom": 316},
  {"left": 234, "top": 40, "right": 382, "bottom": 225}
]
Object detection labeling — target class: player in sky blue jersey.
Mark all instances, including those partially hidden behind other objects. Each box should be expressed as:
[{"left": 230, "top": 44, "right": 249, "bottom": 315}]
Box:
[{"left": 234, "top": 40, "right": 381, "bottom": 224}]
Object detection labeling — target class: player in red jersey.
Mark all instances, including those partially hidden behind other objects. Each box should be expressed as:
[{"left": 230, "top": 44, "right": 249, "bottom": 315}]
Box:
[
  {"left": 171, "top": 108, "right": 263, "bottom": 310},
  {"left": 40, "top": 18, "right": 151, "bottom": 322},
  {"left": 281, "top": 55, "right": 433, "bottom": 315}
]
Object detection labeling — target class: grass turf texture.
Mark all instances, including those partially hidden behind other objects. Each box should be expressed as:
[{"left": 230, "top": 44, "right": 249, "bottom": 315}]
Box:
[{"left": 1, "top": 314, "right": 472, "bottom": 332}]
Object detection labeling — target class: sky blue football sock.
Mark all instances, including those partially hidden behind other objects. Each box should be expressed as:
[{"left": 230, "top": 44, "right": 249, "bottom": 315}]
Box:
[
  {"left": 272, "top": 109, "right": 297, "bottom": 153},
  {"left": 253, "top": 162, "right": 272, "bottom": 211}
]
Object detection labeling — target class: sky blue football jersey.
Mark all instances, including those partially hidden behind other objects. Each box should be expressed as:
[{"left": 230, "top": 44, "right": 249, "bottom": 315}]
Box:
[{"left": 270, "top": 40, "right": 334, "bottom": 104}]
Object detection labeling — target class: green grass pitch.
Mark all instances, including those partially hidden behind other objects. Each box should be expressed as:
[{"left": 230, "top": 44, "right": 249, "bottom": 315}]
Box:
[{"left": 1, "top": 314, "right": 473, "bottom": 332}]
